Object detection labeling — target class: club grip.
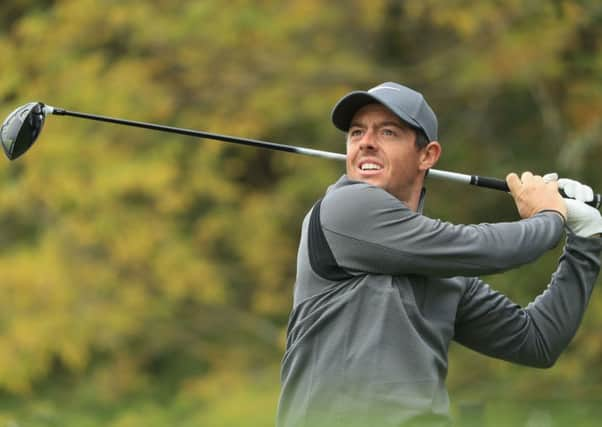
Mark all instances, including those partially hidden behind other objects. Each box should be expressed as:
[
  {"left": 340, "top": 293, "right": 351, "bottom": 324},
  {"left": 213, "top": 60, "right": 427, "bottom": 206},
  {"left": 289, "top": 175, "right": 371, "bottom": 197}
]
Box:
[
  {"left": 559, "top": 189, "right": 602, "bottom": 209},
  {"left": 470, "top": 175, "right": 602, "bottom": 209},
  {"left": 470, "top": 175, "right": 510, "bottom": 192}
]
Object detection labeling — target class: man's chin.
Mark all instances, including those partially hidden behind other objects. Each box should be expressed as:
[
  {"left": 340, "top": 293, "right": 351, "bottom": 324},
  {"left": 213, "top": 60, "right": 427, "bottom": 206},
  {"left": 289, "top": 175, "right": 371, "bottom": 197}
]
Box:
[{"left": 349, "top": 175, "right": 385, "bottom": 188}]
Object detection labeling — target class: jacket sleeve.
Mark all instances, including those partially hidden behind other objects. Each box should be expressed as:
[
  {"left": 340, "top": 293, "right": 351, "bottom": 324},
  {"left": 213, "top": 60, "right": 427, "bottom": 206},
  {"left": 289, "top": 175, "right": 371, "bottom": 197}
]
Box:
[
  {"left": 320, "top": 182, "right": 565, "bottom": 278},
  {"left": 453, "top": 233, "right": 602, "bottom": 367}
]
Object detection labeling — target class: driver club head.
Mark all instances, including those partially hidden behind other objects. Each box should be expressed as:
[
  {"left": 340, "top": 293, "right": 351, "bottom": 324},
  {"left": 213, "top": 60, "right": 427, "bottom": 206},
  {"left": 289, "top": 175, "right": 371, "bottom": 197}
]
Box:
[{"left": 1, "top": 102, "right": 46, "bottom": 160}]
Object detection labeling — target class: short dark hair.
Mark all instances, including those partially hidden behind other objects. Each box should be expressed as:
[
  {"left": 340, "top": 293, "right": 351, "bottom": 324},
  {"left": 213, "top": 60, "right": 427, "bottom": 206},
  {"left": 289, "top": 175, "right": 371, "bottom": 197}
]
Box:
[{"left": 414, "top": 128, "right": 429, "bottom": 149}]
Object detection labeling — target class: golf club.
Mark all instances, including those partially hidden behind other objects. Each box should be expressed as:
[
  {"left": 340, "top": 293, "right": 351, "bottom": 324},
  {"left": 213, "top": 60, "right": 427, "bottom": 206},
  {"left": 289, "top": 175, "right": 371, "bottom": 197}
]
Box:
[{"left": 1, "top": 101, "right": 600, "bottom": 209}]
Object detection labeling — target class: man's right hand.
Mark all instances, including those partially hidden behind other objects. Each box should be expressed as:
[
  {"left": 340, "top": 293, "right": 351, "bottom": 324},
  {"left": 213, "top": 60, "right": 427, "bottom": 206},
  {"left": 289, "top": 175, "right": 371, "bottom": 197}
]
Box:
[{"left": 506, "top": 171, "right": 567, "bottom": 221}]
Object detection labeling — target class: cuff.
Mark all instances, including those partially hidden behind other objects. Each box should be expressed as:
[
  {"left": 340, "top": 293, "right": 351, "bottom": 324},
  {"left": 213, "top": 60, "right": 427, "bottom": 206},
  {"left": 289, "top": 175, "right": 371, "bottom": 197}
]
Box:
[{"left": 537, "top": 209, "right": 567, "bottom": 224}]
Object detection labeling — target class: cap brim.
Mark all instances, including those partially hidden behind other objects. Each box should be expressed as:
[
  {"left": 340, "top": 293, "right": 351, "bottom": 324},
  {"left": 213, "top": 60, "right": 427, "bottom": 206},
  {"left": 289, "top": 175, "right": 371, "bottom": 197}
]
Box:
[{"left": 330, "top": 91, "right": 418, "bottom": 132}]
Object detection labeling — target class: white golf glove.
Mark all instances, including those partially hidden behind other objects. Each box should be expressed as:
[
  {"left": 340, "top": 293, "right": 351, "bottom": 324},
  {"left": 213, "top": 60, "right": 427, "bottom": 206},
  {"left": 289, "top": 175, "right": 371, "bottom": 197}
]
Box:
[{"left": 543, "top": 173, "right": 602, "bottom": 237}]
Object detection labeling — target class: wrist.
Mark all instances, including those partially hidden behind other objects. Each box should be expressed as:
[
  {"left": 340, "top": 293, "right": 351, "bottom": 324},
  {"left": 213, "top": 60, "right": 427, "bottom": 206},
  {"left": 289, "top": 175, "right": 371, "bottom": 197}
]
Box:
[{"left": 566, "top": 220, "right": 602, "bottom": 238}]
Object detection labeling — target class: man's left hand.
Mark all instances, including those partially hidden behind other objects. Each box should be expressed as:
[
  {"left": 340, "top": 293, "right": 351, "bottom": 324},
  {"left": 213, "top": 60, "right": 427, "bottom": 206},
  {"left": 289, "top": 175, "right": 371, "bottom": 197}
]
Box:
[
  {"left": 543, "top": 173, "right": 594, "bottom": 203},
  {"left": 544, "top": 173, "right": 602, "bottom": 237}
]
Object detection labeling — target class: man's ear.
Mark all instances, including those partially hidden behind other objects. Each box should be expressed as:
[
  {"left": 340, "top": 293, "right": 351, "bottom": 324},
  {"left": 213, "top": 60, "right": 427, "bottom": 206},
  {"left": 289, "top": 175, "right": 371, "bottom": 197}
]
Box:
[{"left": 419, "top": 141, "right": 441, "bottom": 171}]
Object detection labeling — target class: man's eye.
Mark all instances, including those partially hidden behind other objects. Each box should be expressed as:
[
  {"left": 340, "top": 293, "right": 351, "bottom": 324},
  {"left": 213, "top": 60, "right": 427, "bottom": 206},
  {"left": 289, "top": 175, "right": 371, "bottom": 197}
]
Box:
[
  {"left": 350, "top": 129, "right": 363, "bottom": 137},
  {"left": 382, "top": 128, "right": 396, "bottom": 136}
]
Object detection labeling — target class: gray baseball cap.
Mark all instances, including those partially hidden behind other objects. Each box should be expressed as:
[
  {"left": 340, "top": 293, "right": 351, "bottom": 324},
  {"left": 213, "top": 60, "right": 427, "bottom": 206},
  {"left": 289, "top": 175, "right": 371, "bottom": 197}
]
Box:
[{"left": 331, "top": 82, "right": 438, "bottom": 142}]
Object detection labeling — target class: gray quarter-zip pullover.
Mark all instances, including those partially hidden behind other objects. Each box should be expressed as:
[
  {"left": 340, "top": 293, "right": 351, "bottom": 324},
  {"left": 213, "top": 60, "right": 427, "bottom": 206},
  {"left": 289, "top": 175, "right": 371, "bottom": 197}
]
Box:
[{"left": 277, "top": 175, "right": 602, "bottom": 427}]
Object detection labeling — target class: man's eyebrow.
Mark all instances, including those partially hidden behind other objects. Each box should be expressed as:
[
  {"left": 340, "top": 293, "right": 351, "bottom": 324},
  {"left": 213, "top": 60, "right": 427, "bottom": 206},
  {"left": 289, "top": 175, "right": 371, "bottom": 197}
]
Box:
[
  {"left": 348, "top": 120, "right": 365, "bottom": 129},
  {"left": 379, "top": 120, "right": 407, "bottom": 129}
]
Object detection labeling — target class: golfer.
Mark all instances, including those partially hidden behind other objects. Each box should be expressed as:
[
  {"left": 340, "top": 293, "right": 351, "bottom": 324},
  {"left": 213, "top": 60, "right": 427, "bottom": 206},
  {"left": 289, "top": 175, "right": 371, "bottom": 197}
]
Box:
[{"left": 277, "top": 82, "right": 602, "bottom": 427}]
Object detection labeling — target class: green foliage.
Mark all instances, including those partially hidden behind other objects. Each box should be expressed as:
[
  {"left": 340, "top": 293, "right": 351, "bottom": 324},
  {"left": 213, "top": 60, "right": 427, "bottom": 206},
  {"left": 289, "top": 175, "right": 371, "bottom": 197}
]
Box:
[{"left": 1, "top": 0, "right": 602, "bottom": 424}]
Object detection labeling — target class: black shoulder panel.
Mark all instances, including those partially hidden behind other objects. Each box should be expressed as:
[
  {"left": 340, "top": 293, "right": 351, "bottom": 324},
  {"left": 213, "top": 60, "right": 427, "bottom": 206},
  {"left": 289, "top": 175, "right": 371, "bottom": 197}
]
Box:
[{"left": 308, "top": 199, "right": 353, "bottom": 281}]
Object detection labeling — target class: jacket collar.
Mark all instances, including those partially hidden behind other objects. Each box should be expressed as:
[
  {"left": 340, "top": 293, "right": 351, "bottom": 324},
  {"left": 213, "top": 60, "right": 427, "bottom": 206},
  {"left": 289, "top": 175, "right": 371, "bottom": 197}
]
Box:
[{"left": 329, "top": 175, "right": 427, "bottom": 214}]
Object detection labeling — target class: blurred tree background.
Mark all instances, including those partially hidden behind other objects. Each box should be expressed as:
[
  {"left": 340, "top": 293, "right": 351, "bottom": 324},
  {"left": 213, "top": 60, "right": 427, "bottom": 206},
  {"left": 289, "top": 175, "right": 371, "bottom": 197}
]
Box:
[{"left": 1, "top": 0, "right": 602, "bottom": 425}]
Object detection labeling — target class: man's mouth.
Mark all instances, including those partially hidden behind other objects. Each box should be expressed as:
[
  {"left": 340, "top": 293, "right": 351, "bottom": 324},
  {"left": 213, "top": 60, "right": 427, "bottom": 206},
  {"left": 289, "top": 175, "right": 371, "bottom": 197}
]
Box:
[
  {"left": 360, "top": 162, "right": 382, "bottom": 171},
  {"left": 358, "top": 161, "right": 383, "bottom": 175}
]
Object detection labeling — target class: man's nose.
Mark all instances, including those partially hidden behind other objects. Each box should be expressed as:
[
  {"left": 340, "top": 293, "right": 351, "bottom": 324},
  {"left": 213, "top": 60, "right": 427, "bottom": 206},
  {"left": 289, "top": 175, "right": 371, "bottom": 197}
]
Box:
[{"left": 359, "top": 129, "right": 378, "bottom": 150}]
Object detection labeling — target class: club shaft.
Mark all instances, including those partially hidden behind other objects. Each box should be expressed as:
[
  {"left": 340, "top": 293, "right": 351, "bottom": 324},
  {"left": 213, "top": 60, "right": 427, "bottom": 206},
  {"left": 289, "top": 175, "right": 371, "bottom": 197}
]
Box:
[
  {"left": 51, "top": 107, "right": 332, "bottom": 159},
  {"left": 47, "top": 106, "right": 601, "bottom": 209}
]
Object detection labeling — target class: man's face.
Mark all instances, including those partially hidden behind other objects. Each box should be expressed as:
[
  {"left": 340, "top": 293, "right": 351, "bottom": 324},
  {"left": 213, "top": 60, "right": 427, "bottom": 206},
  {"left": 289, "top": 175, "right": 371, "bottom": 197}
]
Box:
[{"left": 346, "top": 103, "right": 425, "bottom": 203}]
